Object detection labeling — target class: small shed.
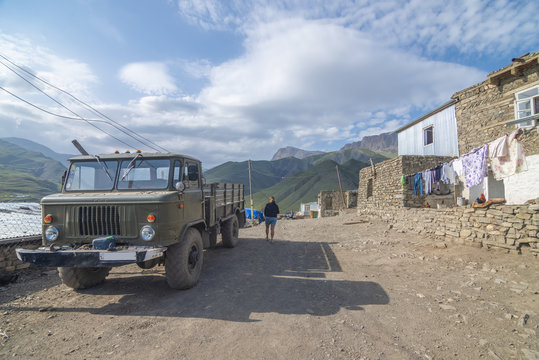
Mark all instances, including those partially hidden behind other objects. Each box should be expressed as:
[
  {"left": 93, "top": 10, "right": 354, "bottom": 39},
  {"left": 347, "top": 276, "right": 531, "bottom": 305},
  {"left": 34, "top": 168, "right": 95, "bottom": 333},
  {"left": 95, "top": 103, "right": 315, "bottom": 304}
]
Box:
[{"left": 300, "top": 202, "right": 318, "bottom": 216}]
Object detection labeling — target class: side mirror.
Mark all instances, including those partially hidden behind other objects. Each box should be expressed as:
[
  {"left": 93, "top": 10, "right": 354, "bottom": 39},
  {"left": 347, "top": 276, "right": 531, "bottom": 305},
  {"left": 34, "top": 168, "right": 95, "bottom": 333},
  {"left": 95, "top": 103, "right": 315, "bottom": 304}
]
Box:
[
  {"left": 175, "top": 181, "right": 186, "bottom": 192},
  {"left": 202, "top": 177, "right": 207, "bottom": 185}
]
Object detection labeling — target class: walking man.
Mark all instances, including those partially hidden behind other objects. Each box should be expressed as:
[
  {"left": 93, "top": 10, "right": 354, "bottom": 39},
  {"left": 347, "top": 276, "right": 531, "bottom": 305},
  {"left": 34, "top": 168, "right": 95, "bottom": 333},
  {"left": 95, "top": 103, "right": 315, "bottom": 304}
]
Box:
[{"left": 263, "top": 196, "right": 279, "bottom": 242}]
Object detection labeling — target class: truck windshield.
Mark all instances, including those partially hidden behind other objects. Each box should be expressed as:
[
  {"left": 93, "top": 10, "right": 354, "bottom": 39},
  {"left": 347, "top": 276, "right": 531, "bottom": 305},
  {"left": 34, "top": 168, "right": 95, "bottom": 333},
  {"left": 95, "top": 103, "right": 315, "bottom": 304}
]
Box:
[
  {"left": 117, "top": 159, "right": 171, "bottom": 190},
  {"left": 65, "top": 160, "right": 118, "bottom": 191}
]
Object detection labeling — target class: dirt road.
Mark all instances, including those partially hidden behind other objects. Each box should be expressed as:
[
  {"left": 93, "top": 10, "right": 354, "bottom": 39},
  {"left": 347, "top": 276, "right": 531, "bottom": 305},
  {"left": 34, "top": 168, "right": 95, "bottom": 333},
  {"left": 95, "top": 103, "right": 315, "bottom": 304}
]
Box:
[{"left": 1, "top": 213, "right": 538, "bottom": 359}]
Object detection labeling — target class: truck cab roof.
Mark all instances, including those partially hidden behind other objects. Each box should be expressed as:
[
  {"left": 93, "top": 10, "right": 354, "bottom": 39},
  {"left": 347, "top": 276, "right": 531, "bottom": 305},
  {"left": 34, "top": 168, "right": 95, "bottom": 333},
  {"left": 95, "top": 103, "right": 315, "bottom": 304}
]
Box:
[{"left": 69, "top": 152, "right": 201, "bottom": 163}]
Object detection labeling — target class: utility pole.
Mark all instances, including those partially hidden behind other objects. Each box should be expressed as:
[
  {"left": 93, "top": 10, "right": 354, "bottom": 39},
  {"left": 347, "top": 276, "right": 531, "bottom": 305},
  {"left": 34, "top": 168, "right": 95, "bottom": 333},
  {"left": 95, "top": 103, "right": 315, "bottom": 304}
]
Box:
[
  {"left": 336, "top": 164, "right": 346, "bottom": 209},
  {"left": 248, "top": 159, "right": 254, "bottom": 224}
]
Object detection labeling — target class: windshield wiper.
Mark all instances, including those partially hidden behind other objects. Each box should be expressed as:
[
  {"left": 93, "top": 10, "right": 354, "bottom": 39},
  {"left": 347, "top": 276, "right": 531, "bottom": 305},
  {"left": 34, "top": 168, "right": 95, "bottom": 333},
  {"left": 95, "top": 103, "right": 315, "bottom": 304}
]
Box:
[
  {"left": 94, "top": 155, "right": 113, "bottom": 182},
  {"left": 121, "top": 153, "right": 143, "bottom": 181}
]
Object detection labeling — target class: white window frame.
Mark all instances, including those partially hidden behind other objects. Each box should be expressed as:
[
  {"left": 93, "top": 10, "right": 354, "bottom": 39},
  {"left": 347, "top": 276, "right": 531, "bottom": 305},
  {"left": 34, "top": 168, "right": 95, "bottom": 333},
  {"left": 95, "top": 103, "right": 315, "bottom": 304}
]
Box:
[
  {"left": 514, "top": 85, "right": 539, "bottom": 129},
  {"left": 423, "top": 125, "right": 434, "bottom": 147}
]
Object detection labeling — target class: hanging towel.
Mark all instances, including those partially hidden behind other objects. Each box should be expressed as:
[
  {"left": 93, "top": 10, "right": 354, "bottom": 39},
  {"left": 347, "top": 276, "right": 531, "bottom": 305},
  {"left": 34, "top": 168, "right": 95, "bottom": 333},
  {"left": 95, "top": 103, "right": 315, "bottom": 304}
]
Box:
[
  {"left": 462, "top": 145, "right": 488, "bottom": 188},
  {"left": 488, "top": 134, "right": 509, "bottom": 158},
  {"left": 490, "top": 130, "right": 527, "bottom": 180}
]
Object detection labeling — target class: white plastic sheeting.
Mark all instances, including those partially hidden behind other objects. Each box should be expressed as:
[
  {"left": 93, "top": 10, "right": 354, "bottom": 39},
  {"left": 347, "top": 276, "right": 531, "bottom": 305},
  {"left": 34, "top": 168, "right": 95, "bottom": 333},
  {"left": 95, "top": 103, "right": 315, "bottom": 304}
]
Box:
[
  {"left": 398, "top": 105, "right": 459, "bottom": 157},
  {"left": 503, "top": 154, "right": 539, "bottom": 205}
]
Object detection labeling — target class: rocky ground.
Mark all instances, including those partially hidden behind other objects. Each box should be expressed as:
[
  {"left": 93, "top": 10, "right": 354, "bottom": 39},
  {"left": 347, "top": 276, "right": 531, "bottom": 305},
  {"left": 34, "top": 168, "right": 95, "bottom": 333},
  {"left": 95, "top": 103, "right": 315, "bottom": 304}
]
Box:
[{"left": 0, "top": 213, "right": 537, "bottom": 360}]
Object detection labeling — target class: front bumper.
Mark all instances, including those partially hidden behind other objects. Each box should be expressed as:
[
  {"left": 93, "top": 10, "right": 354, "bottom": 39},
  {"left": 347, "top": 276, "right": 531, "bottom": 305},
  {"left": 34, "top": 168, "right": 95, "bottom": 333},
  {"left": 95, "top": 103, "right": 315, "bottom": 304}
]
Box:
[{"left": 16, "top": 246, "right": 166, "bottom": 267}]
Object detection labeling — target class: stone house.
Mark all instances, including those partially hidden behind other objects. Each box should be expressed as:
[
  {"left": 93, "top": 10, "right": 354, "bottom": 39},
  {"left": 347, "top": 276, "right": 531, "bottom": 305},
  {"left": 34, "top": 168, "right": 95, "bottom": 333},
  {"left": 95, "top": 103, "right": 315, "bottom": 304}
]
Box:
[
  {"left": 318, "top": 190, "right": 358, "bottom": 217},
  {"left": 454, "top": 51, "right": 539, "bottom": 205},
  {"left": 358, "top": 51, "right": 539, "bottom": 209}
]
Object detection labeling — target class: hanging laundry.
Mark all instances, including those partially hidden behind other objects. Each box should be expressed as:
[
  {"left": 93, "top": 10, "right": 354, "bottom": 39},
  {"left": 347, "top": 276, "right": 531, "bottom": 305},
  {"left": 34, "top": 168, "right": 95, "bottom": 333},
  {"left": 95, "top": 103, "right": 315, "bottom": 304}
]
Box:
[
  {"left": 413, "top": 172, "right": 423, "bottom": 196},
  {"left": 490, "top": 129, "right": 527, "bottom": 180},
  {"left": 422, "top": 169, "right": 432, "bottom": 194},
  {"left": 452, "top": 158, "right": 464, "bottom": 178},
  {"left": 407, "top": 175, "right": 414, "bottom": 191},
  {"left": 441, "top": 162, "right": 456, "bottom": 184},
  {"left": 461, "top": 145, "right": 488, "bottom": 188},
  {"left": 488, "top": 134, "right": 509, "bottom": 158}
]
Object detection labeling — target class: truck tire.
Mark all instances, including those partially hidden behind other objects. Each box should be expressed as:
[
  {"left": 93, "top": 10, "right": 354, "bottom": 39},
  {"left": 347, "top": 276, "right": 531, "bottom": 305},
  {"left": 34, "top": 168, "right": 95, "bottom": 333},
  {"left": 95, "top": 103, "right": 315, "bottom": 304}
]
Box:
[
  {"left": 165, "top": 228, "right": 204, "bottom": 289},
  {"left": 58, "top": 267, "right": 111, "bottom": 289},
  {"left": 222, "top": 215, "right": 239, "bottom": 248}
]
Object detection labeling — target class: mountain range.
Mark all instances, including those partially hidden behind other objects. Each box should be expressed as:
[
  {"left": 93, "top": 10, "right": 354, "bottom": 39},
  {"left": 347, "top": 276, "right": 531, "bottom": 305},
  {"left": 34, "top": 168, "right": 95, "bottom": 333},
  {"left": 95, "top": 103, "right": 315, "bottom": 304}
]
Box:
[
  {"left": 340, "top": 131, "right": 397, "bottom": 153},
  {"left": 1, "top": 134, "right": 394, "bottom": 209},
  {"left": 271, "top": 146, "right": 325, "bottom": 161}
]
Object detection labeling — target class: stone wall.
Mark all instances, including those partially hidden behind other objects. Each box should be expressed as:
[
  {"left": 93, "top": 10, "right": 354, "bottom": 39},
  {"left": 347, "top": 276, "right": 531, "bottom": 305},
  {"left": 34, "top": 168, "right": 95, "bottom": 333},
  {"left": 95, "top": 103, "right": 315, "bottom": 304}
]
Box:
[
  {"left": 454, "top": 54, "right": 539, "bottom": 156},
  {"left": 358, "top": 201, "right": 539, "bottom": 255},
  {"left": 318, "top": 190, "right": 357, "bottom": 217},
  {"left": 357, "top": 155, "right": 453, "bottom": 209},
  {"left": 0, "top": 236, "right": 41, "bottom": 273}
]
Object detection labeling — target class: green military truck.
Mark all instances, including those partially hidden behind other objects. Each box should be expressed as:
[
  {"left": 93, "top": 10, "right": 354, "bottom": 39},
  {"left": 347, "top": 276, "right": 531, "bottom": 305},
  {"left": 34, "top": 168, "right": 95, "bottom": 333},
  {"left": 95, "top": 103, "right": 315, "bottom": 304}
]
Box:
[{"left": 16, "top": 152, "right": 245, "bottom": 290}]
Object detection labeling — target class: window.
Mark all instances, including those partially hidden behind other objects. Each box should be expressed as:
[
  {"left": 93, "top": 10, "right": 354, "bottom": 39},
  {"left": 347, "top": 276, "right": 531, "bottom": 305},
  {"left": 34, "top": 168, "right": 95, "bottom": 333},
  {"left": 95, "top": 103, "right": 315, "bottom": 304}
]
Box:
[
  {"left": 514, "top": 85, "right": 539, "bottom": 128},
  {"left": 423, "top": 125, "right": 434, "bottom": 146},
  {"left": 65, "top": 160, "right": 118, "bottom": 191},
  {"left": 182, "top": 162, "right": 200, "bottom": 188},
  {"left": 366, "top": 178, "right": 373, "bottom": 198},
  {"left": 117, "top": 159, "right": 170, "bottom": 190},
  {"left": 172, "top": 160, "right": 182, "bottom": 185}
]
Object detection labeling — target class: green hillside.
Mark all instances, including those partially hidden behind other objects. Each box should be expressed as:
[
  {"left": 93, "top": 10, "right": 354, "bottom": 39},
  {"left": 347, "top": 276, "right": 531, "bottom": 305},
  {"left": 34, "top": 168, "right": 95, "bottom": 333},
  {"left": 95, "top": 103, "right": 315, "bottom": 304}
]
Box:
[
  {"left": 251, "top": 159, "right": 368, "bottom": 213},
  {"left": 205, "top": 157, "right": 311, "bottom": 194},
  {"left": 0, "top": 139, "right": 66, "bottom": 202}
]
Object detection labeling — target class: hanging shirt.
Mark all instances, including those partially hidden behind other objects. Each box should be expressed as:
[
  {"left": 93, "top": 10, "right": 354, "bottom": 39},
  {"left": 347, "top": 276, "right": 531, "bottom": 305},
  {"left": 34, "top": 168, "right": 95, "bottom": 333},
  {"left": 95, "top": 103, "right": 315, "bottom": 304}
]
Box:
[
  {"left": 452, "top": 158, "right": 464, "bottom": 178},
  {"left": 490, "top": 130, "right": 528, "bottom": 180},
  {"left": 461, "top": 145, "right": 488, "bottom": 188},
  {"left": 441, "top": 162, "right": 457, "bottom": 185}
]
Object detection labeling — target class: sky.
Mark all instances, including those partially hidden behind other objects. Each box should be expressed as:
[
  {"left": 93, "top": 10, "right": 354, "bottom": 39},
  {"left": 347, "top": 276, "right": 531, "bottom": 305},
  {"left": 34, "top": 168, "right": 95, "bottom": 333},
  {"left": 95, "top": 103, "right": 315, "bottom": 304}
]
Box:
[{"left": 0, "top": 0, "right": 537, "bottom": 168}]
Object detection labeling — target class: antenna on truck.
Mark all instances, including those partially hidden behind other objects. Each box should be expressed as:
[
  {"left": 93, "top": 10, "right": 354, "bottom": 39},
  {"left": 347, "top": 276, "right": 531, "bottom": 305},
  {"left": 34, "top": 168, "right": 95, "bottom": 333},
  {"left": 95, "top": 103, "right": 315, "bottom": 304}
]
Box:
[{"left": 72, "top": 139, "right": 89, "bottom": 155}]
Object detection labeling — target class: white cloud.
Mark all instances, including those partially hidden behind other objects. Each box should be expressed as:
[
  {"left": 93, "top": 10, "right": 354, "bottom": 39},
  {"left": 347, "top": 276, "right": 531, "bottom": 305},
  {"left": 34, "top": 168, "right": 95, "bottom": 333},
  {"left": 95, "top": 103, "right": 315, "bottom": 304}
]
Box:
[
  {"left": 118, "top": 62, "right": 178, "bottom": 95},
  {"left": 176, "top": 0, "right": 538, "bottom": 56}
]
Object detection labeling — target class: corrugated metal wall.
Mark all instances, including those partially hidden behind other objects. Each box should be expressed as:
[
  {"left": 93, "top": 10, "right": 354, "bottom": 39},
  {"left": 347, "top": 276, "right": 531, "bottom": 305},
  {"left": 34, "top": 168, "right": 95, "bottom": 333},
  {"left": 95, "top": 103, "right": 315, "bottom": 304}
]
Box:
[{"left": 398, "top": 105, "right": 459, "bottom": 156}]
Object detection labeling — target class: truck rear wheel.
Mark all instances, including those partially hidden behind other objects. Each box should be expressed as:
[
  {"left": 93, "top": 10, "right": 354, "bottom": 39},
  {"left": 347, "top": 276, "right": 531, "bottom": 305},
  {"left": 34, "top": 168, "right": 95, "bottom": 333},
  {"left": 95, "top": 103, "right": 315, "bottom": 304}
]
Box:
[
  {"left": 222, "top": 215, "right": 239, "bottom": 248},
  {"left": 165, "top": 228, "right": 204, "bottom": 289},
  {"left": 58, "top": 267, "right": 111, "bottom": 289}
]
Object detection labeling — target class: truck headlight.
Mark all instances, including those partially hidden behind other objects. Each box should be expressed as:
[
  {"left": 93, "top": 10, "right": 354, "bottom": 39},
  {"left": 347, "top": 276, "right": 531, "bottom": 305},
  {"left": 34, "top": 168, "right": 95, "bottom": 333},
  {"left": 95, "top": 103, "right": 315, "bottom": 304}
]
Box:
[
  {"left": 45, "top": 226, "right": 59, "bottom": 241},
  {"left": 140, "top": 225, "right": 155, "bottom": 241}
]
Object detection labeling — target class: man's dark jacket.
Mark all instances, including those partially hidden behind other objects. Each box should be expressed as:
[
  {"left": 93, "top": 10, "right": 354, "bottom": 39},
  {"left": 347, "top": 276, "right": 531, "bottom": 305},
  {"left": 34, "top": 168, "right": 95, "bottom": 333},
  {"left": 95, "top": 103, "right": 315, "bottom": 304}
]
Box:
[{"left": 264, "top": 202, "right": 279, "bottom": 218}]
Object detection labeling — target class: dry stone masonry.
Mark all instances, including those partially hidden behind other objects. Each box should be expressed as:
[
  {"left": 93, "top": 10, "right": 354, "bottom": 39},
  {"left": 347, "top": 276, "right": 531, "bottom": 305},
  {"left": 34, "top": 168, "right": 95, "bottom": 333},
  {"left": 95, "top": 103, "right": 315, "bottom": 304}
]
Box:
[
  {"left": 357, "top": 155, "right": 453, "bottom": 209},
  {"left": 358, "top": 200, "right": 539, "bottom": 255}
]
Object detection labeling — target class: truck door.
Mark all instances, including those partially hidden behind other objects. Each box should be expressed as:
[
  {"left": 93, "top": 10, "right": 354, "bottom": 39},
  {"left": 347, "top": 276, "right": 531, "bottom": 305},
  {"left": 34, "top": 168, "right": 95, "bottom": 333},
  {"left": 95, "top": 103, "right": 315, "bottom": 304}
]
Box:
[{"left": 182, "top": 161, "right": 203, "bottom": 223}]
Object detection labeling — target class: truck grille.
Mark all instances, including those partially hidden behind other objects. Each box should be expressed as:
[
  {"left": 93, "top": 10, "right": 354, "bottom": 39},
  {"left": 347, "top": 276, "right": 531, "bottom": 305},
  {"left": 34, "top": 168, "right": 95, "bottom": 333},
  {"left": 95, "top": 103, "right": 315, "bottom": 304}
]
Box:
[{"left": 77, "top": 206, "right": 122, "bottom": 236}]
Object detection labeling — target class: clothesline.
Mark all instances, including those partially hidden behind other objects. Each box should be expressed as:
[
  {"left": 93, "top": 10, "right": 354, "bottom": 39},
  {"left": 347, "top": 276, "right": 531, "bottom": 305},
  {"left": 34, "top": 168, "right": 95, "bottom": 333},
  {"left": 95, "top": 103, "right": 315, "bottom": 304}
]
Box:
[{"left": 402, "top": 129, "right": 527, "bottom": 197}]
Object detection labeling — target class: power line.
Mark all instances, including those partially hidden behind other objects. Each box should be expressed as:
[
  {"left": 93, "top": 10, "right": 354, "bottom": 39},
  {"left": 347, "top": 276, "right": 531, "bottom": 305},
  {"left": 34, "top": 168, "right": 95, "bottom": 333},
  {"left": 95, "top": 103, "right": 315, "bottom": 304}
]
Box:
[
  {"left": 0, "top": 85, "right": 139, "bottom": 149},
  {"left": 0, "top": 53, "right": 169, "bottom": 152},
  {"left": 0, "top": 59, "right": 144, "bottom": 150}
]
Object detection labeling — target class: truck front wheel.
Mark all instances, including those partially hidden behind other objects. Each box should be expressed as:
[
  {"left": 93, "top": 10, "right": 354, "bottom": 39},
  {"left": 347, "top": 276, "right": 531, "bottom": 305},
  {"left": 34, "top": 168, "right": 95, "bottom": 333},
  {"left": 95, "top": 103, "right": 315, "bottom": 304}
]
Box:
[
  {"left": 222, "top": 215, "right": 239, "bottom": 248},
  {"left": 165, "top": 228, "right": 204, "bottom": 289},
  {"left": 58, "top": 267, "right": 111, "bottom": 289}
]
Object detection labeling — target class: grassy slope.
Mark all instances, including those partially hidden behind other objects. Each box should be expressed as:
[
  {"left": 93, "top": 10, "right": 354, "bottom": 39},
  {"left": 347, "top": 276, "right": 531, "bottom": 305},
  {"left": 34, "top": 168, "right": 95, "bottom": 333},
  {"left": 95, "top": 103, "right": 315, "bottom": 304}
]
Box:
[
  {"left": 0, "top": 140, "right": 66, "bottom": 201},
  {"left": 251, "top": 159, "right": 368, "bottom": 213}
]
